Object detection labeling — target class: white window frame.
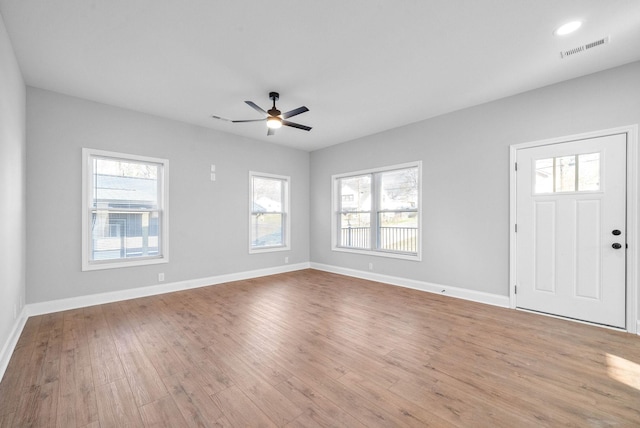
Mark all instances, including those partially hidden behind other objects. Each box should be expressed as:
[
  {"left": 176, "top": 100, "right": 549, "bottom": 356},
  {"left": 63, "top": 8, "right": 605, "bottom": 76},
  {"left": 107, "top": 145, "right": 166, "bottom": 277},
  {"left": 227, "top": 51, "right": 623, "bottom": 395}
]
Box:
[
  {"left": 249, "top": 171, "right": 290, "bottom": 253},
  {"left": 331, "top": 161, "right": 422, "bottom": 261},
  {"left": 82, "top": 148, "right": 169, "bottom": 271}
]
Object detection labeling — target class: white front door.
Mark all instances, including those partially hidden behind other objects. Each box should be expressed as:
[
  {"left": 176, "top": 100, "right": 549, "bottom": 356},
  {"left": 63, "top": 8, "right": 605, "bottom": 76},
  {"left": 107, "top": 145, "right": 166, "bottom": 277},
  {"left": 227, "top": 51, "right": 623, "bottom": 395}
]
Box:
[{"left": 515, "top": 133, "right": 627, "bottom": 328}]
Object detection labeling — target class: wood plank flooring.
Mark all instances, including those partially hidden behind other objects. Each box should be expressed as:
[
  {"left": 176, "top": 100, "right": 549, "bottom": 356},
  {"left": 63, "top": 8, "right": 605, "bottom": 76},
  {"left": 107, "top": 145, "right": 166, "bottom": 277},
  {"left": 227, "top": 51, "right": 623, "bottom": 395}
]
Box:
[{"left": 1, "top": 269, "right": 639, "bottom": 427}]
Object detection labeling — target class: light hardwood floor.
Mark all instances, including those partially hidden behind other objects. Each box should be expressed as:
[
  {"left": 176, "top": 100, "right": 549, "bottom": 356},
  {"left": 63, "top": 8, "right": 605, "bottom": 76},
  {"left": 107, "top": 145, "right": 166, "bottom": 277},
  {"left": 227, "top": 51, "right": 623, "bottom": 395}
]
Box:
[{"left": 1, "top": 269, "right": 639, "bottom": 427}]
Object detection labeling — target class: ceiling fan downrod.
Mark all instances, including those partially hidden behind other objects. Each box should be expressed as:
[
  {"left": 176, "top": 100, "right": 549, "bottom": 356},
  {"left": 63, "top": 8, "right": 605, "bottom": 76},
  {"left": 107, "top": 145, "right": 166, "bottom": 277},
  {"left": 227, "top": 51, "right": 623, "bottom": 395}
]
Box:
[{"left": 268, "top": 92, "right": 281, "bottom": 117}]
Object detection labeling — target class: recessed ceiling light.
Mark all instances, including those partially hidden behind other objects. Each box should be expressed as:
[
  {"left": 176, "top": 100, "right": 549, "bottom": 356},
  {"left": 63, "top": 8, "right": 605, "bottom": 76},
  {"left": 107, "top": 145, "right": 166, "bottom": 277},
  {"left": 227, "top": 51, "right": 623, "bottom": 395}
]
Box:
[{"left": 555, "top": 21, "right": 582, "bottom": 36}]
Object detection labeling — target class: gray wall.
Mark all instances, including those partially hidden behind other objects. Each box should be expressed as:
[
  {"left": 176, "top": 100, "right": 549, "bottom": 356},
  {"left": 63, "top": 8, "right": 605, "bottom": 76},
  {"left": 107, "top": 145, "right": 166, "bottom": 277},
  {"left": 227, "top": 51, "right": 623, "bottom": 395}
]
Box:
[
  {"left": 0, "top": 13, "right": 26, "bottom": 351},
  {"left": 19, "top": 56, "right": 640, "bottom": 320},
  {"left": 26, "top": 87, "right": 309, "bottom": 303},
  {"left": 310, "top": 61, "right": 640, "bottom": 298}
]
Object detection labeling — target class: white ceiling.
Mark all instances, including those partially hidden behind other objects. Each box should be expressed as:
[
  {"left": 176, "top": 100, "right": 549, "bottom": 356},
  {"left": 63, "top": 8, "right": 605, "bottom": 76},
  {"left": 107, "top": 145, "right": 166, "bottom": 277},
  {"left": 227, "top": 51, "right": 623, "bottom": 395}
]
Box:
[{"left": 1, "top": 1, "right": 640, "bottom": 151}]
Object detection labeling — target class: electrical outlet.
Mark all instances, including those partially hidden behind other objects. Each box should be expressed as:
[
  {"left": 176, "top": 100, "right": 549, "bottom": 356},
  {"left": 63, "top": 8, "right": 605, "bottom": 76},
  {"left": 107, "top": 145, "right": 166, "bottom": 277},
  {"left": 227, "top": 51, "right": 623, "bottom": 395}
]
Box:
[
  {"left": 284, "top": 256, "right": 289, "bottom": 264},
  {"left": 158, "top": 273, "right": 165, "bottom": 282},
  {"left": 368, "top": 262, "right": 373, "bottom": 271}
]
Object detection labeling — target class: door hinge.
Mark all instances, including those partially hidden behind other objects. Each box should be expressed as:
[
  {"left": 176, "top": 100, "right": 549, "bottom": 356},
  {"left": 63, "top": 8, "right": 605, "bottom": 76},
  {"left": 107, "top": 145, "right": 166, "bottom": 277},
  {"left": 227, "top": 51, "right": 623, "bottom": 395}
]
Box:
[
  {"left": 515, "top": 224, "right": 517, "bottom": 233},
  {"left": 514, "top": 285, "right": 517, "bottom": 294},
  {"left": 515, "top": 162, "right": 518, "bottom": 171}
]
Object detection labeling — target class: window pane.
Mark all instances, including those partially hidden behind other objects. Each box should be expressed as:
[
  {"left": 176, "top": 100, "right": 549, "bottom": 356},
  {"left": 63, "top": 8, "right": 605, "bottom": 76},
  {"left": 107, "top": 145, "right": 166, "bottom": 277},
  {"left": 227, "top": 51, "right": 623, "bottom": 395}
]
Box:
[
  {"left": 333, "top": 162, "right": 421, "bottom": 259},
  {"left": 252, "top": 177, "right": 282, "bottom": 213},
  {"left": 250, "top": 173, "right": 289, "bottom": 252},
  {"left": 251, "top": 213, "right": 283, "bottom": 247},
  {"left": 83, "top": 149, "right": 168, "bottom": 270},
  {"left": 535, "top": 158, "right": 554, "bottom": 193},
  {"left": 339, "top": 213, "right": 370, "bottom": 249},
  {"left": 578, "top": 153, "right": 600, "bottom": 191},
  {"left": 555, "top": 155, "right": 576, "bottom": 192},
  {"left": 340, "top": 175, "right": 371, "bottom": 212},
  {"left": 379, "top": 212, "right": 418, "bottom": 253},
  {"left": 379, "top": 168, "right": 418, "bottom": 210},
  {"left": 91, "top": 211, "right": 160, "bottom": 260},
  {"left": 94, "top": 158, "right": 159, "bottom": 209},
  {"left": 535, "top": 153, "right": 600, "bottom": 194}
]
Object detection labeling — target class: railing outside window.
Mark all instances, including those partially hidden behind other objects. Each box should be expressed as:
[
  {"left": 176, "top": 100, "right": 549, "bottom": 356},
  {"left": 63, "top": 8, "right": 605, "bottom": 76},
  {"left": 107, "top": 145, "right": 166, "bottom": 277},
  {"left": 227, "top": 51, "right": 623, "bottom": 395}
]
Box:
[{"left": 341, "top": 226, "right": 417, "bottom": 253}]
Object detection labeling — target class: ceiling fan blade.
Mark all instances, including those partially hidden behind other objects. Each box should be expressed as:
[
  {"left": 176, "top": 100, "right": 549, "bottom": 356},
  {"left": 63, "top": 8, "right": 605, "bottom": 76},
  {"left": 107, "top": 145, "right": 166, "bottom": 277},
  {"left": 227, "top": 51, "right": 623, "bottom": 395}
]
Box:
[
  {"left": 211, "top": 115, "right": 231, "bottom": 122},
  {"left": 231, "top": 118, "right": 266, "bottom": 123},
  {"left": 245, "top": 101, "right": 267, "bottom": 115},
  {"left": 282, "top": 120, "right": 312, "bottom": 131},
  {"left": 267, "top": 127, "right": 276, "bottom": 136},
  {"left": 282, "top": 106, "right": 309, "bottom": 119}
]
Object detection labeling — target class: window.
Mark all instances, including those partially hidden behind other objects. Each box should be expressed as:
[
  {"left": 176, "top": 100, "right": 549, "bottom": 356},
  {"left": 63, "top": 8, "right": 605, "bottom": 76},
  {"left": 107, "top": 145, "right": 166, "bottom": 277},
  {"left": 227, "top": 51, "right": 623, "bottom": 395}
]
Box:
[
  {"left": 535, "top": 152, "right": 600, "bottom": 193},
  {"left": 82, "top": 149, "right": 168, "bottom": 271},
  {"left": 250, "top": 172, "right": 290, "bottom": 253},
  {"left": 332, "top": 162, "right": 421, "bottom": 260}
]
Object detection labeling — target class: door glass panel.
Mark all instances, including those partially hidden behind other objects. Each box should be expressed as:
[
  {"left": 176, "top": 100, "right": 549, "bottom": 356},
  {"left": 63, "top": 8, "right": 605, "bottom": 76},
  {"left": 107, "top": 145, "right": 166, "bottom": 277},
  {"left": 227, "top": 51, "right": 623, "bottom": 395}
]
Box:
[
  {"left": 535, "top": 158, "right": 554, "bottom": 193},
  {"left": 534, "top": 152, "right": 600, "bottom": 194},
  {"left": 555, "top": 155, "right": 576, "bottom": 192}
]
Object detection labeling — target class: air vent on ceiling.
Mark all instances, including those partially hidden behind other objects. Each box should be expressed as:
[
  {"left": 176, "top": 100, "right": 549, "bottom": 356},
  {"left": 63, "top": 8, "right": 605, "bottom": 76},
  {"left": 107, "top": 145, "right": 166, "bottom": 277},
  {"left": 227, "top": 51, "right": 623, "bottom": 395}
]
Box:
[{"left": 560, "top": 36, "right": 610, "bottom": 58}]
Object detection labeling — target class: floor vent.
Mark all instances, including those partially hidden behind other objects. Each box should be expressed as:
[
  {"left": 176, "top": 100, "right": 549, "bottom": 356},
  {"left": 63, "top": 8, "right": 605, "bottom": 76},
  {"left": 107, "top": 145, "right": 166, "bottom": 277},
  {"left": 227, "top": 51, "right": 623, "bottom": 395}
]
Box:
[{"left": 560, "top": 36, "right": 610, "bottom": 58}]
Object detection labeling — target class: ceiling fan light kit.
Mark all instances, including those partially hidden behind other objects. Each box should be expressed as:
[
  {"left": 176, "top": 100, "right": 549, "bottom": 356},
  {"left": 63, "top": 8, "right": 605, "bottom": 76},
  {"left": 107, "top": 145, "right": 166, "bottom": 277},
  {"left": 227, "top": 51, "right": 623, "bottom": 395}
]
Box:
[
  {"left": 213, "top": 91, "right": 311, "bottom": 136},
  {"left": 267, "top": 116, "right": 282, "bottom": 129}
]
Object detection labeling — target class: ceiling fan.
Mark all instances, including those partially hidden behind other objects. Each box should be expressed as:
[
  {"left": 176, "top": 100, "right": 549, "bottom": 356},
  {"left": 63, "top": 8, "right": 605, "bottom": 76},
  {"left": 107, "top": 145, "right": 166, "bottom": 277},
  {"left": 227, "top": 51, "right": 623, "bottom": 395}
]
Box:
[{"left": 212, "top": 92, "right": 312, "bottom": 136}]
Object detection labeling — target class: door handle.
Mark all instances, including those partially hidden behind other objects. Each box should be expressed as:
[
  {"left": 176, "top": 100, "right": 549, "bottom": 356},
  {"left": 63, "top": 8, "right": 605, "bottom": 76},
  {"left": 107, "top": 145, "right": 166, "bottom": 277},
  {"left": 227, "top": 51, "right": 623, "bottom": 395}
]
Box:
[{"left": 612, "top": 243, "right": 622, "bottom": 249}]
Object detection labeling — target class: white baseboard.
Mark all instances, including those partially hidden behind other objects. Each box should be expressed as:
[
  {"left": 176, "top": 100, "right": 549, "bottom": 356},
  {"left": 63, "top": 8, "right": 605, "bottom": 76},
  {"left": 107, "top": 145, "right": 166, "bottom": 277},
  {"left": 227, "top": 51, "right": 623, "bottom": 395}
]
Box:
[
  {"left": 310, "top": 262, "right": 510, "bottom": 308},
  {"left": 0, "top": 307, "right": 28, "bottom": 383},
  {"left": 26, "top": 262, "right": 311, "bottom": 317}
]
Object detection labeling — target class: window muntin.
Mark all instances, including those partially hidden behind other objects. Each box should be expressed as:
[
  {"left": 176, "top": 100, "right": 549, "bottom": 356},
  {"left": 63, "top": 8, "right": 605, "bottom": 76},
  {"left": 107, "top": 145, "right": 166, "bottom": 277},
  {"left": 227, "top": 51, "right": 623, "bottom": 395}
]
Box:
[
  {"left": 535, "top": 152, "right": 601, "bottom": 194},
  {"left": 334, "top": 162, "right": 421, "bottom": 260},
  {"left": 250, "top": 172, "right": 290, "bottom": 252},
  {"left": 82, "top": 149, "right": 168, "bottom": 271}
]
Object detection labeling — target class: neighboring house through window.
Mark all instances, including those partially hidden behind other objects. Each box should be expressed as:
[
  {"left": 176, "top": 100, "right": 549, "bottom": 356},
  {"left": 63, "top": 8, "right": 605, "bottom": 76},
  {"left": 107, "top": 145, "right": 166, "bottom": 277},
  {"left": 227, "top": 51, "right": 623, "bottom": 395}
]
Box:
[
  {"left": 250, "top": 172, "right": 290, "bottom": 253},
  {"left": 332, "top": 161, "right": 421, "bottom": 260},
  {"left": 82, "top": 148, "right": 169, "bottom": 271}
]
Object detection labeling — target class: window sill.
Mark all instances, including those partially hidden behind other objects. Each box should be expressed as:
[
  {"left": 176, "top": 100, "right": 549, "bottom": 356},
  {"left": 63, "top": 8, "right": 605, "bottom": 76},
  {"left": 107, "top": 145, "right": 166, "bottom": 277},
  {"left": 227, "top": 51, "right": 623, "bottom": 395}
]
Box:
[
  {"left": 332, "top": 246, "right": 421, "bottom": 261},
  {"left": 82, "top": 256, "right": 168, "bottom": 271},
  {"left": 249, "top": 245, "right": 290, "bottom": 254}
]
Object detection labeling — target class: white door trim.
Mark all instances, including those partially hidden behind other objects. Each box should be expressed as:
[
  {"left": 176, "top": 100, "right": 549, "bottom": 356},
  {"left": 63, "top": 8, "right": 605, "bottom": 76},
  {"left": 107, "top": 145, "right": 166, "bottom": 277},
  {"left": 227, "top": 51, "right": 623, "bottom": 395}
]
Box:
[{"left": 510, "top": 125, "right": 638, "bottom": 334}]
